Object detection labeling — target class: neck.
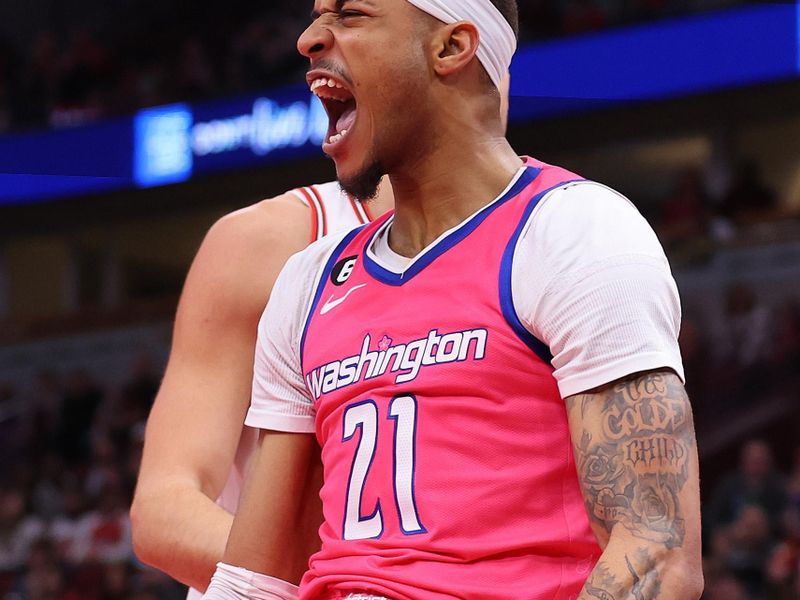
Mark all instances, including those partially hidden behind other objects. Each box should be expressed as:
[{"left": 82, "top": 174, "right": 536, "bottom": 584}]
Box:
[
  {"left": 387, "top": 126, "right": 522, "bottom": 257},
  {"left": 365, "top": 178, "right": 395, "bottom": 218}
]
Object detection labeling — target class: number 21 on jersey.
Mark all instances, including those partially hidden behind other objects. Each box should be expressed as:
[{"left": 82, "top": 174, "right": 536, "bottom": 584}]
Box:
[{"left": 342, "top": 395, "right": 426, "bottom": 540}]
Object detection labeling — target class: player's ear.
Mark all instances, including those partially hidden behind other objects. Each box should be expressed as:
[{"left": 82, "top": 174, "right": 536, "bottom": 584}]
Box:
[{"left": 431, "top": 21, "right": 480, "bottom": 80}]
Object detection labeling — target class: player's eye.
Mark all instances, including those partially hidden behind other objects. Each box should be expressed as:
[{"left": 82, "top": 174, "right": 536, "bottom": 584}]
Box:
[{"left": 339, "top": 10, "right": 366, "bottom": 20}]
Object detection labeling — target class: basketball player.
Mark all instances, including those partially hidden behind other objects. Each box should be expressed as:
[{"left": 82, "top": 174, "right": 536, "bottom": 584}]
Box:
[
  {"left": 131, "top": 55, "right": 512, "bottom": 596},
  {"left": 202, "top": 0, "right": 703, "bottom": 599},
  {"left": 130, "top": 182, "right": 392, "bottom": 595}
]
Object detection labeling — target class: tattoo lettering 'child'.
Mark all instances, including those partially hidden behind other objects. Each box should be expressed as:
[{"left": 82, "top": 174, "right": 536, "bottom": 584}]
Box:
[{"left": 569, "top": 372, "right": 695, "bottom": 550}]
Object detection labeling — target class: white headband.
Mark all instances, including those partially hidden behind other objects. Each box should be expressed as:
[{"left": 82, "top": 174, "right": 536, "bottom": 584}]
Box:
[{"left": 406, "top": 0, "right": 516, "bottom": 89}]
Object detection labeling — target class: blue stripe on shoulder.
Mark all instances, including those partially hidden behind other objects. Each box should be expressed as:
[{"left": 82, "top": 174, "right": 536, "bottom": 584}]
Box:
[
  {"left": 499, "top": 180, "right": 585, "bottom": 365},
  {"left": 300, "top": 225, "right": 366, "bottom": 368}
]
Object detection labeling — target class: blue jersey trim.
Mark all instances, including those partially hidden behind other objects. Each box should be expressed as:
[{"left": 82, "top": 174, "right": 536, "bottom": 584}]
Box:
[
  {"left": 300, "top": 225, "right": 367, "bottom": 368},
  {"left": 363, "top": 166, "right": 543, "bottom": 286},
  {"left": 499, "top": 179, "right": 586, "bottom": 365}
]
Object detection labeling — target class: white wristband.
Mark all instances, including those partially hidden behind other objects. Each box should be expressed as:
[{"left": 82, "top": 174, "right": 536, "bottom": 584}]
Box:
[{"left": 202, "top": 562, "right": 300, "bottom": 600}]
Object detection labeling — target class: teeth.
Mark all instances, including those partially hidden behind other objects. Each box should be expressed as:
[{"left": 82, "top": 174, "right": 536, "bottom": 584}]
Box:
[
  {"left": 310, "top": 76, "right": 345, "bottom": 94},
  {"left": 327, "top": 129, "right": 350, "bottom": 145}
]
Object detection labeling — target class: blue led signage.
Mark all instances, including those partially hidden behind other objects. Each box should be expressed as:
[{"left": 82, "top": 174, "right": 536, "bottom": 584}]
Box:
[{"left": 134, "top": 104, "right": 193, "bottom": 188}]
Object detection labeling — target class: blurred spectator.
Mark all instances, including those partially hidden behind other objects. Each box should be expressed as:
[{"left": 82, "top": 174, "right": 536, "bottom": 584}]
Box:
[
  {"left": 768, "top": 300, "right": 800, "bottom": 381},
  {"left": 73, "top": 483, "right": 132, "bottom": 566},
  {"left": 25, "top": 371, "right": 63, "bottom": 458},
  {"left": 0, "top": 489, "right": 45, "bottom": 573},
  {"left": 707, "top": 440, "right": 788, "bottom": 537},
  {"left": 703, "top": 573, "right": 749, "bottom": 600},
  {"left": 702, "top": 283, "right": 773, "bottom": 410},
  {"left": 99, "top": 561, "right": 132, "bottom": 600},
  {"left": 121, "top": 354, "right": 159, "bottom": 423},
  {"left": 677, "top": 316, "right": 711, "bottom": 416},
  {"left": 659, "top": 168, "right": 713, "bottom": 243},
  {"left": 9, "top": 537, "right": 73, "bottom": 600},
  {"left": 49, "top": 486, "right": 88, "bottom": 566},
  {"left": 518, "top": 1, "right": 562, "bottom": 39},
  {"left": 562, "top": 0, "right": 609, "bottom": 35},
  {"left": 724, "top": 505, "right": 774, "bottom": 596},
  {"left": 789, "top": 448, "right": 800, "bottom": 506},
  {"left": 56, "top": 370, "right": 104, "bottom": 465},
  {"left": 0, "top": 36, "right": 17, "bottom": 133},
  {"left": 765, "top": 503, "right": 800, "bottom": 600},
  {"left": 714, "top": 282, "right": 772, "bottom": 372},
  {"left": 101, "top": 354, "right": 159, "bottom": 460},
  {"left": 30, "top": 454, "right": 66, "bottom": 521},
  {"left": 721, "top": 160, "right": 779, "bottom": 224},
  {"left": 175, "top": 36, "right": 217, "bottom": 101},
  {"left": 84, "top": 437, "right": 120, "bottom": 503},
  {"left": 49, "top": 28, "right": 110, "bottom": 128},
  {"left": 0, "top": 385, "right": 27, "bottom": 466}
]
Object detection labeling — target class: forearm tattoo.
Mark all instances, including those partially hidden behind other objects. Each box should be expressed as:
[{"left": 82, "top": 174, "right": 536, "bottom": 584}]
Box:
[{"left": 567, "top": 372, "right": 695, "bottom": 550}]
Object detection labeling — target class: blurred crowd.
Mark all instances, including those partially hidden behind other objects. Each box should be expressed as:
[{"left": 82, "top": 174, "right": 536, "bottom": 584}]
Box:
[
  {"left": 656, "top": 160, "right": 786, "bottom": 251},
  {"left": 703, "top": 441, "right": 800, "bottom": 600},
  {"left": 681, "top": 283, "right": 800, "bottom": 418},
  {"left": 0, "top": 0, "right": 749, "bottom": 134},
  {"left": 0, "top": 356, "right": 184, "bottom": 599}
]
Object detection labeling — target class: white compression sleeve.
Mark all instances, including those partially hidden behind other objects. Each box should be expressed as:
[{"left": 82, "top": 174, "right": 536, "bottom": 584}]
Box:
[{"left": 202, "top": 563, "right": 300, "bottom": 600}]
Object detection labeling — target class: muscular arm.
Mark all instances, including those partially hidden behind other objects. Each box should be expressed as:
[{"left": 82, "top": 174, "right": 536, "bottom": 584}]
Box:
[
  {"left": 130, "top": 195, "right": 311, "bottom": 591},
  {"left": 222, "top": 430, "right": 323, "bottom": 584},
  {"left": 566, "top": 370, "right": 703, "bottom": 600}
]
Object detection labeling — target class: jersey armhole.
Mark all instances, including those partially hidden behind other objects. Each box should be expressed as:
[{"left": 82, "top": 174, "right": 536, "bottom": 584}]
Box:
[
  {"left": 294, "top": 187, "right": 327, "bottom": 244},
  {"left": 498, "top": 181, "right": 584, "bottom": 366},
  {"left": 347, "top": 194, "right": 371, "bottom": 224}
]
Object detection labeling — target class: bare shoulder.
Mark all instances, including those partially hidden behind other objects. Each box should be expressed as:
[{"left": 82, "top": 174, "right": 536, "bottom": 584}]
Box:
[
  {"left": 204, "top": 192, "right": 310, "bottom": 265},
  {"left": 179, "top": 192, "right": 312, "bottom": 326}
]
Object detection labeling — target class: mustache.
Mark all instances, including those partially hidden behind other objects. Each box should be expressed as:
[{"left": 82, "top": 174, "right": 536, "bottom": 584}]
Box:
[{"left": 308, "top": 59, "right": 354, "bottom": 87}]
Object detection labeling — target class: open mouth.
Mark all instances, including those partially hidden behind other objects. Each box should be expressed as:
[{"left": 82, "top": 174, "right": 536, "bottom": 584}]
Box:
[{"left": 309, "top": 74, "right": 357, "bottom": 150}]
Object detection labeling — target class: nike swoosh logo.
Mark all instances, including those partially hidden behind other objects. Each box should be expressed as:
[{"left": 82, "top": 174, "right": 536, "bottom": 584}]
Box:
[{"left": 320, "top": 284, "right": 367, "bottom": 315}]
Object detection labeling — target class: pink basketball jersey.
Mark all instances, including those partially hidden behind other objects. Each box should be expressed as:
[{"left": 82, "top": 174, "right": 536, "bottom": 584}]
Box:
[{"left": 300, "top": 158, "right": 602, "bottom": 600}]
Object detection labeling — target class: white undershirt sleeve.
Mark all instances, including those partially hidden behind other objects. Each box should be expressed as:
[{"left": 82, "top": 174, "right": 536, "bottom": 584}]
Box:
[
  {"left": 246, "top": 253, "right": 316, "bottom": 433},
  {"left": 203, "top": 563, "right": 299, "bottom": 600},
  {"left": 512, "top": 182, "right": 684, "bottom": 399}
]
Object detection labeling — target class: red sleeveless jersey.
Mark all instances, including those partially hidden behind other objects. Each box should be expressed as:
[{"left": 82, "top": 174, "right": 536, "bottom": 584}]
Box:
[{"left": 299, "top": 158, "right": 601, "bottom": 600}]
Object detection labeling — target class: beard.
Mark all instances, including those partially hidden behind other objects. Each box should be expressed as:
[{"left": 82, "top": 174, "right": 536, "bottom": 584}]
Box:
[{"left": 338, "top": 159, "right": 384, "bottom": 203}]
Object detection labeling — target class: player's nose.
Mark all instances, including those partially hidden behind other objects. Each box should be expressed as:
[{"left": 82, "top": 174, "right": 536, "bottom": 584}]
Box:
[{"left": 298, "top": 20, "right": 334, "bottom": 59}]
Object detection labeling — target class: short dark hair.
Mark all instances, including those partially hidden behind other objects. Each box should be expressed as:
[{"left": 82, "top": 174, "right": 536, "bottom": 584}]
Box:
[{"left": 489, "top": 0, "right": 519, "bottom": 41}]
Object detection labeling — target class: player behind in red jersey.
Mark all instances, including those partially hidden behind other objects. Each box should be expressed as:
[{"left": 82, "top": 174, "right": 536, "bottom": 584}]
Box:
[
  {"left": 130, "top": 182, "right": 392, "bottom": 596},
  {"left": 204, "top": 0, "right": 703, "bottom": 598}
]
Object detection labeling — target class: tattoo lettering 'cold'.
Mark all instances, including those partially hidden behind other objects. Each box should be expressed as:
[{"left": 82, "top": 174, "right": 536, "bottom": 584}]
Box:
[{"left": 572, "top": 373, "right": 693, "bottom": 549}]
